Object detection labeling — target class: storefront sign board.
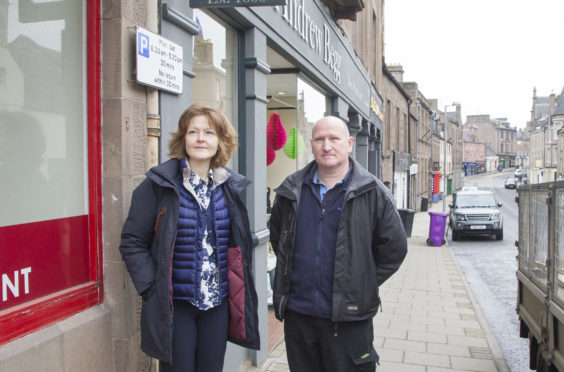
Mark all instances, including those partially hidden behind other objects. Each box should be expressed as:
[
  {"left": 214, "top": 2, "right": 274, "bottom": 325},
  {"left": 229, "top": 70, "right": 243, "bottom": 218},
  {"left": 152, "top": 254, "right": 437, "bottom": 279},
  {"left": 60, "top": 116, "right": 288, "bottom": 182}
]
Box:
[
  {"left": 394, "top": 151, "right": 411, "bottom": 172},
  {"left": 254, "top": 0, "right": 371, "bottom": 117}
]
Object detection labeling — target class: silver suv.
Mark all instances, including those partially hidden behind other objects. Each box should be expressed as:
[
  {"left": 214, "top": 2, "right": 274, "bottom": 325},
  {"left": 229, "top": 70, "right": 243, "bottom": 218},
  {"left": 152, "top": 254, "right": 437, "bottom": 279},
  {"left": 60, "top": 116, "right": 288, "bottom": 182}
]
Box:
[{"left": 449, "top": 189, "right": 503, "bottom": 241}]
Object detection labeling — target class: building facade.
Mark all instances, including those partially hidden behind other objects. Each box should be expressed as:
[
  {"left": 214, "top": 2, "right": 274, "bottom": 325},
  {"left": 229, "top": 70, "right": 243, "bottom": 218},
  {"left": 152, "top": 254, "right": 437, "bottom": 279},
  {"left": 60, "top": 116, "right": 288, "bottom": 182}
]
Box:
[
  {"left": 0, "top": 0, "right": 383, "bottom": 370},
  {"left": 381, "top": 64, "right": 411, "bottom": 208},
  {"left": 403, "top": 83, "right": 433, "bottom": 212},
  {"left": 530, "top": 130, "right": 545, "bottom": 183},
  {"left": 554, "top": 89, "right": 564, "bottom": 180},
  {"left": 448, "top": 107, "right": 463, "bottom": 191},
  {"left": 495, "top": 120, "right": 517, "bottom": 169},
  {"left": 465, "top": 115, "right": 497, "bottom": 161},
  {"left": 559, "top": 128, "right": 564, "bottom": 180},
  {"left": 462, "top": 142, "right": 486, "bottom": 176},
  {"left": 515, "top": 129, "right": 530, "bottom": 170},
  {"left": 525, "top": 87, "right": 563, "bottom": 183}
]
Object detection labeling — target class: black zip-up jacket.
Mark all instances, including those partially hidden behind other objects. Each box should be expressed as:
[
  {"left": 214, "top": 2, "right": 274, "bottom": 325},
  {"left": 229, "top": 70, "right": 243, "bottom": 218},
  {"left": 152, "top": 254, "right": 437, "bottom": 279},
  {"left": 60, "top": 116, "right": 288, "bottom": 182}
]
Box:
[
  {"left": 119, "top": 159, "right": 259, "bottom": 364},
  {"left": 269, "top": 159, "right": 408, "bottom": 322}
]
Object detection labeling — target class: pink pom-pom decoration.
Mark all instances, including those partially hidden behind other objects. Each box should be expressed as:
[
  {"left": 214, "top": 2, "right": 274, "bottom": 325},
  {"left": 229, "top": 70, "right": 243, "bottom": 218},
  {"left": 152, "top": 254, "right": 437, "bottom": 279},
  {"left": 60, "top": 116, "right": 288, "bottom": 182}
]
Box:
[
  {"left": 266, "top": 112, "right": 287, "bottom": 151},
  {"left": 267, "top": 147, "right": 276, "bottom": 166}
]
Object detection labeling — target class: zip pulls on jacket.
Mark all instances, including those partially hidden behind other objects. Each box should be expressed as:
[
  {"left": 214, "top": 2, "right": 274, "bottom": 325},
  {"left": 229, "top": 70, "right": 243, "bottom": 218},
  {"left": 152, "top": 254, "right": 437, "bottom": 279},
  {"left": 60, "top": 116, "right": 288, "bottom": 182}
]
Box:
[{"left": 154, "top": 206, "right": 167, "bottom": 238}]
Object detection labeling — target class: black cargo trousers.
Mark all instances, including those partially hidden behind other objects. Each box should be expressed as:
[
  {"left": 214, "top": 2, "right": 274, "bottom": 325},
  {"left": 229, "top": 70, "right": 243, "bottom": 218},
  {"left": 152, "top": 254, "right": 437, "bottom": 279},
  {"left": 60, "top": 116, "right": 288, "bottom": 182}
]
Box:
[{"left": 284, "top": 310, "right": 379, "bottom": 372}]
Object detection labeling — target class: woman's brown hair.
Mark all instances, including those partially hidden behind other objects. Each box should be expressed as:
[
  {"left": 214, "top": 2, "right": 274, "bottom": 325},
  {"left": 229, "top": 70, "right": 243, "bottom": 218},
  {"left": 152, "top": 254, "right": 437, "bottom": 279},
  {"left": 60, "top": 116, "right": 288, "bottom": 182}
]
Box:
[{"left": 168, "top": 104, "right": 238, "bottom": 168}]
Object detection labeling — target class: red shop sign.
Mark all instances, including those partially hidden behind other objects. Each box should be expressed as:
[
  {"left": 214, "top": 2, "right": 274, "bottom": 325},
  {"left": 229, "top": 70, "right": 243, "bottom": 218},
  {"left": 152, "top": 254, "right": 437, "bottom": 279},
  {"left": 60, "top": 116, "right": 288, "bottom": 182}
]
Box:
[{"left": 0, "top": 216, "right": 90, "bottom": 311}]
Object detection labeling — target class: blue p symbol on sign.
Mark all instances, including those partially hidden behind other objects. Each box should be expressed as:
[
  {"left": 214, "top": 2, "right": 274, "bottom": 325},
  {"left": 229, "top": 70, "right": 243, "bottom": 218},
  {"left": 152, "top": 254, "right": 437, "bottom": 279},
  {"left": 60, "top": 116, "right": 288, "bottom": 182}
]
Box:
[{"left": 138, "top": 33, "right": 149, "bottom": 58}]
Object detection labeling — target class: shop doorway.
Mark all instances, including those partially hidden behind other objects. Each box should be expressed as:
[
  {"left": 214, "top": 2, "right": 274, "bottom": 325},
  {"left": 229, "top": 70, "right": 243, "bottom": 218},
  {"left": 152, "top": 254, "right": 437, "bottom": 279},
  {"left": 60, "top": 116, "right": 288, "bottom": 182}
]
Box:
[{"left": 264, "top": 46, "right": 329, "bottom": 351}]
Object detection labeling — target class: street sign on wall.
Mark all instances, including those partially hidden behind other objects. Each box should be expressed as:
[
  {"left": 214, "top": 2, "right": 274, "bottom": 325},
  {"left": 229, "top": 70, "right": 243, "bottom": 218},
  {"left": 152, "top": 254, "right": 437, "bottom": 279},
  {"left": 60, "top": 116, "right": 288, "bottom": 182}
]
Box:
[{"left": 136, "top": 26, "right": 183, "bottom": 94}]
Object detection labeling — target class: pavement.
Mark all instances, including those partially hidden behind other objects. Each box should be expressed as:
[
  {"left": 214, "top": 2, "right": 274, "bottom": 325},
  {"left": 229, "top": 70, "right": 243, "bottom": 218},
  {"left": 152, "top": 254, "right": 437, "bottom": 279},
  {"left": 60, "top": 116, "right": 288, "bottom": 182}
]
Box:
[{"left": 246, "top": 195, "right": 510, "bottom": 372}]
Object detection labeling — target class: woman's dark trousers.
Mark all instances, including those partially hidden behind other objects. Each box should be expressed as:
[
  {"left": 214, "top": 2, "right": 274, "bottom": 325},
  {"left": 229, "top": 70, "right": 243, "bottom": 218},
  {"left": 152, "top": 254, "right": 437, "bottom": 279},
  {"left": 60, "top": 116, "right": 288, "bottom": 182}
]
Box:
[{"left": 160, "top": 300, "right": 228, "bottom": 372}]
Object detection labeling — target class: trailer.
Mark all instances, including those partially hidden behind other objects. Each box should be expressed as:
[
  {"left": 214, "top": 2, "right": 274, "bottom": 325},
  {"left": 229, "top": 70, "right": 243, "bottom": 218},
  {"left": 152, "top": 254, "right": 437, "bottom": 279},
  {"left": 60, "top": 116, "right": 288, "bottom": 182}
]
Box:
[{"left": 517, "top": 180, "right": 564, "bottom": 371}]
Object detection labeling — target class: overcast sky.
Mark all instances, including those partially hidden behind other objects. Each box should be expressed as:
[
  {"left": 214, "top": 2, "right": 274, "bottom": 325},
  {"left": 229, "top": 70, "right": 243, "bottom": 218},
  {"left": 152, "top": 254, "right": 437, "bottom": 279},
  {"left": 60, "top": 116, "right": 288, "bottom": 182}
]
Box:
[{"left": 384, "top": 0, "right": 564, "bottom": 129}]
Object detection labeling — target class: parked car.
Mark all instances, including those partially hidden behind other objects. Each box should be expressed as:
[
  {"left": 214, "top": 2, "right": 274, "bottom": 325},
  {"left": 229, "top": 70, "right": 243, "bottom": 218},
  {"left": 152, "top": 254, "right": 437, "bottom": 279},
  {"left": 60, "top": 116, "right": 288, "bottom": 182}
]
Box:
[
  {"left": 504, "top": 177, "right": 517, "bottom": 189},
  {"left": 515, "top": 168, "right": 522, "bottom": 177},
  {"left": 449, "top": 189, "right": 503, "bottom": 241}
]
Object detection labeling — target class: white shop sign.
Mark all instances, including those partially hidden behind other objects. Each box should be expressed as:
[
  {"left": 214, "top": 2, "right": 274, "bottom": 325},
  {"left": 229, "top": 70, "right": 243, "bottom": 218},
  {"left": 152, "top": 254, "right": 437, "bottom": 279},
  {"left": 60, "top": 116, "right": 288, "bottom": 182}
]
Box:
[{"left": 136, "top": 26, "right": 183, "bottom": 94}]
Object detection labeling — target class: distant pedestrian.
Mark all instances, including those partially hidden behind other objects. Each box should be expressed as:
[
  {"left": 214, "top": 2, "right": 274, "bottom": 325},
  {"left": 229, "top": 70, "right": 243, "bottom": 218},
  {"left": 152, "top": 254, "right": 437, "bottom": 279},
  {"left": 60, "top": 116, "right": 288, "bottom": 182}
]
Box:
[
  {"left": 119, "top": 104, "right": 259, "bottom": 372},
  {"left": 269, "top": 116, "right": 408, "bottom": 372}
]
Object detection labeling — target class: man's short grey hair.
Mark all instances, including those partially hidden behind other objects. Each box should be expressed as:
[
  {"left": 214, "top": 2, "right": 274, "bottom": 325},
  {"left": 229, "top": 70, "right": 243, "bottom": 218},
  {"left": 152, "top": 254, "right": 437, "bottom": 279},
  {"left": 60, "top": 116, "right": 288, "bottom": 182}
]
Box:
[{"left": 311, "top": 116, "right": 350, "bottom": 137}]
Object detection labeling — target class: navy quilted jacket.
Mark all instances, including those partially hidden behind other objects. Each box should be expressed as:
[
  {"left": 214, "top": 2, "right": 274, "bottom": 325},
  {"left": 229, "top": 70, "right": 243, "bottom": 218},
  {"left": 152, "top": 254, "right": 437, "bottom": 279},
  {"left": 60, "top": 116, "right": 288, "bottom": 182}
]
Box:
[{"left": 172, "top": 165, "right": 230, "bottom": 305}]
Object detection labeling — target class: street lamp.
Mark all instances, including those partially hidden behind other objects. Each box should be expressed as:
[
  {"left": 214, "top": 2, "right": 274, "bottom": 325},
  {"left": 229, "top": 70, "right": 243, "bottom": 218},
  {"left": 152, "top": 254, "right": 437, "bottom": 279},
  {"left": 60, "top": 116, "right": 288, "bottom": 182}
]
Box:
[{"left": 443, "top": 103, "right": 460, "bottom": 212}]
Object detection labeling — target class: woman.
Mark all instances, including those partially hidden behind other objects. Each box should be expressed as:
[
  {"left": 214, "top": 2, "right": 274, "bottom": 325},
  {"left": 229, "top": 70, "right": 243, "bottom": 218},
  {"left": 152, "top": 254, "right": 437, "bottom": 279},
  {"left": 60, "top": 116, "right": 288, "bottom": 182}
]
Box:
[{"left": 119, "top": 104, "right": 259, "bottom": 371}]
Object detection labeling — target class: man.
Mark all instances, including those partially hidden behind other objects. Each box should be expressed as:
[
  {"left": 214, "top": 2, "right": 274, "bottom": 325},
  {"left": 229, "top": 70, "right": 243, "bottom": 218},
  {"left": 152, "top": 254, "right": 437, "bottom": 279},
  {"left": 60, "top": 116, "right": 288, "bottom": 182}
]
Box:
[{"left": 269, "top": 116, "right": 408, "bottom": 371}]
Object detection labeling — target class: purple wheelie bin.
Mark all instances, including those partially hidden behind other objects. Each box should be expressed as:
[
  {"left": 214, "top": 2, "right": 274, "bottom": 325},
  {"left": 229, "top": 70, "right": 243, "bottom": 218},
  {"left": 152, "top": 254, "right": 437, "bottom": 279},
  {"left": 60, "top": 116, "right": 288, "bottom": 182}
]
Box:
[{"left": 427, "top": 211, "right": 449, "bottom": 246}]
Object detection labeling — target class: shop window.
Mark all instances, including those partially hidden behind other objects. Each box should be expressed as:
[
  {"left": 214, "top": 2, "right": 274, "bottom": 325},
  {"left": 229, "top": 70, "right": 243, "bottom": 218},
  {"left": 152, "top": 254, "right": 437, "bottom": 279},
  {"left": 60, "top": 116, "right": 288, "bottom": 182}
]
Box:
[
  {"left": 0, "top": 1, "right": 101, "bottom": 344},
  {"left": 266, "top": 71, "right": 298, "bottom": 199},
  {"left": 192, "top": 10, "right": 238, "bottom": 170},
  {"left": 296, "top": 78, "right": 328, "bottom": 167},
  {"left": 266, "top": 75, "right": 328, "bottom": 199}
]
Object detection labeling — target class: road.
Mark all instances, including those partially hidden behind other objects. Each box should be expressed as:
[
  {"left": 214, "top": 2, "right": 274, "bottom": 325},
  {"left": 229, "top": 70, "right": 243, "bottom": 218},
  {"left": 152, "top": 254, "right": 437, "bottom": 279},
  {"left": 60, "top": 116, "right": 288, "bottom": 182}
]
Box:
[{"left": 449, "top": 170, "right": 533, "bottom": 372}]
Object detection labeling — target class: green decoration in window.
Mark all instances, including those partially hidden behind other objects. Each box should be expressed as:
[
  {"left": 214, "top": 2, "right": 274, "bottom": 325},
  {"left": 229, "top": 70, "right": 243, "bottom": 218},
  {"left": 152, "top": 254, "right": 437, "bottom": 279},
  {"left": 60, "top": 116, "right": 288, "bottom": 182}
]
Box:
[{"left": 283, "top": 126, "right": 306, "bottom": 160}]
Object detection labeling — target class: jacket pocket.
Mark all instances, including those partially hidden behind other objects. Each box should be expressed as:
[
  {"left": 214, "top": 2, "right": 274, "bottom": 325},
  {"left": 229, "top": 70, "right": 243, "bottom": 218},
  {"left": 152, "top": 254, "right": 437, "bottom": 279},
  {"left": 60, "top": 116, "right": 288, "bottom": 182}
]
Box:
[
  {"left": 141, "top": 283, "right": 156, "bottom": 301},
  {"left": 140, "top": 284, "right": 169, "bottom": 362},
  {"left": 341, "top": 319, "right": 379, "bottom": 371},
  {"left": 351, "top": 347, "right": 379, "bottom": 371}
]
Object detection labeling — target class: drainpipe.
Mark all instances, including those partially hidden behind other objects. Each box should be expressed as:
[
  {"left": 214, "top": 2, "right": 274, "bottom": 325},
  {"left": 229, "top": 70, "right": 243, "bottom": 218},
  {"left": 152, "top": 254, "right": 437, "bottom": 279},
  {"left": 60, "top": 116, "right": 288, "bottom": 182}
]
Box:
[
  {"left": 146, "top": 0, "right": 160, "bottom": 168},
  {"left": 408, "top": 99, "right": 412, "bottom": 157},
  {"left": 415, "top": 98, "right": 419, "bottom": 211},
  {"left": 407, "top": 99, "right": 411, "bottom": 209},
  {"left": 430, "top": 112, "right": 437, "bottom": 202}
]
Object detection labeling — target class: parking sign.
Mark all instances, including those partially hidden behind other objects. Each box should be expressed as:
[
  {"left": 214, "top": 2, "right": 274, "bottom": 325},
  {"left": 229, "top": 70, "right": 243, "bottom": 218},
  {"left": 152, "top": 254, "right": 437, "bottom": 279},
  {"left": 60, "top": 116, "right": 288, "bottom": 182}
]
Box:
[
  {"left": 138, "top": 32, "right": 149, "bottom": 58},
  {"left": 135, "top": 26, "right": 183, "bottom": 94}
]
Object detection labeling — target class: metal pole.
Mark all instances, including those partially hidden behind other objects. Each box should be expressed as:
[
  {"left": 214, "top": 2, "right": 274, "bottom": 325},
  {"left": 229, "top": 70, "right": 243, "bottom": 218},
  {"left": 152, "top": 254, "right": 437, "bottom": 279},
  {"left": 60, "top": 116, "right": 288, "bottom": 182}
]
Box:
[
  {"left": 443, "top": 105, "right": 447, "bottom": 212},
  {"left": 415, "top": 99, "right": 419, "bottom": 210},
  {"left": 430, "top": 114, "right": 434, "bottom": 202}
]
